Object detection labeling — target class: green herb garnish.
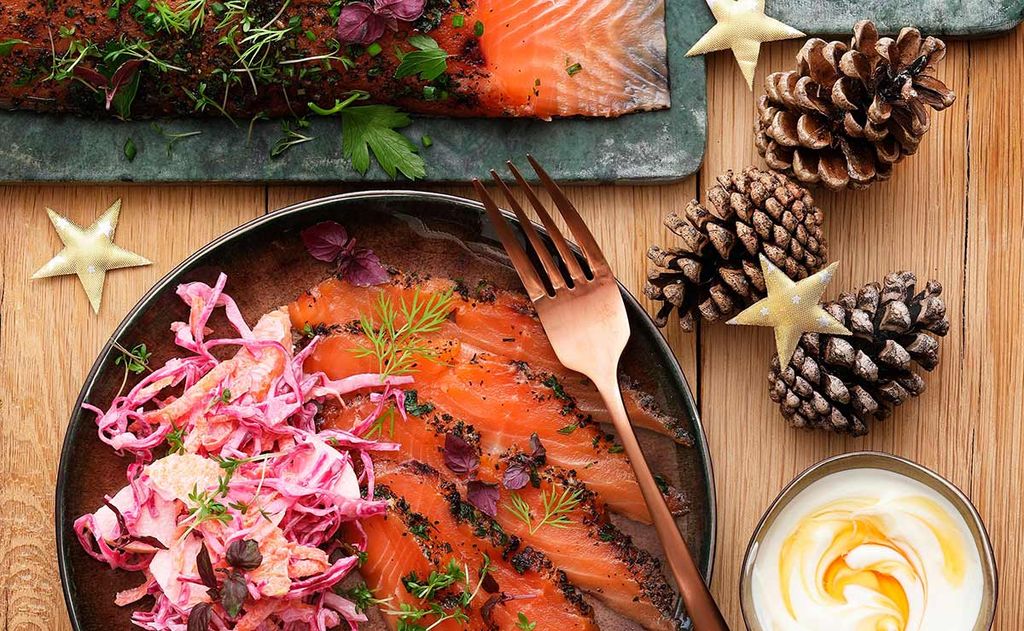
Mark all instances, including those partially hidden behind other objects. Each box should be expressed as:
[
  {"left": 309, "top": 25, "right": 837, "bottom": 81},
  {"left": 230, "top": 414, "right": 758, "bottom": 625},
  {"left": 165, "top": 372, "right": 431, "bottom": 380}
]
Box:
[
  {"left": 352, "top": 288, "right": 454, "bottom": 378},
  {"left": 270, "top": 119, "right": 314, "bottom": 158},
  {"left": 516, "top": 613, "right": 537, "bottom": 630},
  {"left": 339, "top": 104, "right": 425, "bottom": 180},
  {"left": 123, "top": 137, "right": 138, "bottom": 161},
  {"left": 394, "top": 35, "right": 448, "bottom": 82},
  {"left": 151, "top": 123, "right": 203, "bottom": 156},
  {"left": 505, "top": 485, "right": 582, "bottom": 535},
  {"left": 474, "top": 20, "right": 484, "bottom": 36},
  {"left": 566, "top": 62, "right": 582, "bottom": 76},
  {"left": 0, "top": 39, "right": 27, "bottom": 57}
]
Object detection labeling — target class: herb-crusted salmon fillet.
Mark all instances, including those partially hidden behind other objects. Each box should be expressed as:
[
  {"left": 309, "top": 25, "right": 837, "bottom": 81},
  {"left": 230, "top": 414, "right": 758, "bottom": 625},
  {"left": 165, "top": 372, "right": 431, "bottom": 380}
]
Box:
[{"left": 0, "top": 0, "right": 668, "bottom": 120}]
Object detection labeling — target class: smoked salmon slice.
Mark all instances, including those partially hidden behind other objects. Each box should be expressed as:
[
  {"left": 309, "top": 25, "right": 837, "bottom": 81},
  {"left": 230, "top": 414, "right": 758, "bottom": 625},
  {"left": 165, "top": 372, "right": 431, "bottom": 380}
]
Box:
[
  {"left": 373, "top": 461, "right": 598, "bottom": 630},
  {"left": 311, "top": 331, "right": 687, "bottom": 523},
  {"left": 290, "top": 276, "right": 693, "bottom": 445},
  {"left": 324, "top": 399, "right": 684, "bottom": 631},
  {"left": 0, "top": 0, "right": 667, "bottom": 120}
]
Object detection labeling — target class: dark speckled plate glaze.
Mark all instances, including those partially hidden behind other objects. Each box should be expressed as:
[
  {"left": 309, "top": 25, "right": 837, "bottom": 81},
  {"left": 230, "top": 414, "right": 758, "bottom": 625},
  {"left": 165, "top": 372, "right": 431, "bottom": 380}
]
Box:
[{"left": 55, "top": 192, "right": 715, "bottom": 630}]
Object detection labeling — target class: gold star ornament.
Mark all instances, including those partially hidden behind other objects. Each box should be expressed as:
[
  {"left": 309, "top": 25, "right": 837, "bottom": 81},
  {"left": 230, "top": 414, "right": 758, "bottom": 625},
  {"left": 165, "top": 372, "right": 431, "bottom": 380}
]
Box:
[
  {"left": 728, "top": 256, "right": 851, "bottom": 364},
  {"left": 32, "top": 199, "right": 151, "bottom": 313},
  {"left": 686, "top": 0, "right": 804, "bottom": 89}
]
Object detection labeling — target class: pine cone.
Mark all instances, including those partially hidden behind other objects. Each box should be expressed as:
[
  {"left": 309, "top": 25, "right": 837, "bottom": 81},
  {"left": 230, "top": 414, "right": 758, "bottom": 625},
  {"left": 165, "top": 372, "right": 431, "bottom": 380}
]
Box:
[
  {"left": 644, "top": 167, "right": 827, "bottom": 331},
  {"left": 768, "top": 271, "right": 949, "bottom": 436},
  {"left": 755, "top": 21, "right": 956, "bottom": 190}
]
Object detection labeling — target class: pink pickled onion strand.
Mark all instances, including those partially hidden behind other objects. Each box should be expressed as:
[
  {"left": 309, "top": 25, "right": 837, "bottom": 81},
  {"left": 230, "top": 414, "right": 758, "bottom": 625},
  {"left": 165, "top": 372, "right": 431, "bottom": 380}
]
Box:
[{"left": 76, "top": 273, "right": 404, "bottom": 629}]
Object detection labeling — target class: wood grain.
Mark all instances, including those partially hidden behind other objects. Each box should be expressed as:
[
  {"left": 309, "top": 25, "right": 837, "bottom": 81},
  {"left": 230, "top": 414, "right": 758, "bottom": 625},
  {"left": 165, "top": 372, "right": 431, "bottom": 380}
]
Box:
[
  {"left": 1, "top": 29, "right": 1022, "bottom": 631},
  {"left": 0, "top": 186, "right": 264, "bottom": 631}
]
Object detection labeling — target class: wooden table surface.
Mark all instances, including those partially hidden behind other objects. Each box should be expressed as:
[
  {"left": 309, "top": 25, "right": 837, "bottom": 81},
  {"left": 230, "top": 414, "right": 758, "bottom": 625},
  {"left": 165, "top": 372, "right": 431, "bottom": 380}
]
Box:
[{"left": 2, "top": 26, "right": 1022, "bottom": 631}]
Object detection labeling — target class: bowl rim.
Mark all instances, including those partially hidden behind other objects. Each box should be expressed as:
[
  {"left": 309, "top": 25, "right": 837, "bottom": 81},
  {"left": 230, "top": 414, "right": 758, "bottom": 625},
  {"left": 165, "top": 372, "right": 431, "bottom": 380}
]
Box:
[
  {"left": 55, "top": 189, "right": 717, "bottom": 629},
  {"left": 738, "top": 449, "right": 998, "bottom": 631}
]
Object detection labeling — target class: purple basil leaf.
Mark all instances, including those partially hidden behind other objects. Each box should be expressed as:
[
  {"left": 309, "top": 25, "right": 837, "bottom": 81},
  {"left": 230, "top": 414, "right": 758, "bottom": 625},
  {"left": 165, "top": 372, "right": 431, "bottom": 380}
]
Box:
[
  {"left": 467, "top": 480, "right": 499, "bottom": 517},
  {"left": 337, "top": 2, "right": 388, "bottom": 44},
  {"left": 374, "top": 0, "right": 425, "bottom": 21},
  {"left": 103, "top": 499, "right": 129, "bottom": 536},
  {"left": 481, "top": 572, "right": 500, "bottom": 594},
  {"left": 187, "top": 602, "right": 213, "bottom": 631},
  {"left": 73, "top": 65, "right": 109, "bottom": 90},
  {"left": 443, "top": 433, "right": 479, "bottom": 476},
  {"left": 196, "top": 543, "right": 218, "bottom": 591},
  {"left": 105, "top": 59, "right": 143, "bottom": 110},
  {"left": 301, "top": 221, "right": 351, "bottom": 262},
  {"left": 480, "top": 592, "right": 512, "bottom": 626},
  {"left": 220, "top": 571, "right": 248, "bottom": 618},
  {"left": 502, "top": 462, "right": 529, "bottom": 490},
  {"left": 528, "top": 433, "right": 546, "bottom": 462},
  {"left": 342, "top": 247, "right": 390, "bottom": 286},
  {"left": 133, "top": 535, "right": 168, "bottom": 551},
  {"left": 225, "top": 539, "right": 262, "bottom": 570}
]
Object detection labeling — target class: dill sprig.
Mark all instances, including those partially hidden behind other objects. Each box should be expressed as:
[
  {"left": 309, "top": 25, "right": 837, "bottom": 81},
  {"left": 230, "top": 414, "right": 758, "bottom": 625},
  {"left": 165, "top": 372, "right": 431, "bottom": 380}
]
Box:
[
  {"left": 352, "top": 288, "right": 455, "bottom": 379},
  {"left": 505, "top": 485, "right": 583, "bottom": 535}
]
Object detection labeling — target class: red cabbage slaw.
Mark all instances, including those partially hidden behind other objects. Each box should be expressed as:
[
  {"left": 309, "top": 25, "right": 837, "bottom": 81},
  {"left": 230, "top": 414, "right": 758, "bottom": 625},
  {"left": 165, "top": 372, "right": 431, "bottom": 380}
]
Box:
[{"left": 74, "top": 273, "right": 407, "bottom": 630}]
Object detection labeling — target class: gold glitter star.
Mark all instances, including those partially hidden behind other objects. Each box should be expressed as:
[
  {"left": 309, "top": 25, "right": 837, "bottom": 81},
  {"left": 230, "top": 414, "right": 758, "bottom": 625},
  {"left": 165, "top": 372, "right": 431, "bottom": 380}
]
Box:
[
  {"left": 32, "top": 199, "right": 151, "bottom": 313},
  {"left": 686, "top": 0, "right": 804, "bottom": 89},
  {"left": 728, "top": 255, "right": 851, "bottom": 364}
]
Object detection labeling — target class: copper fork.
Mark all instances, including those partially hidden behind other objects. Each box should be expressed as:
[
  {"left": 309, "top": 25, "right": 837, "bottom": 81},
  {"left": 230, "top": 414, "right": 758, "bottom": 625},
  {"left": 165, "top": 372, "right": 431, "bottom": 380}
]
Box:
[{"left": 473, "top": 157, "right": 730, "bottom": 631}]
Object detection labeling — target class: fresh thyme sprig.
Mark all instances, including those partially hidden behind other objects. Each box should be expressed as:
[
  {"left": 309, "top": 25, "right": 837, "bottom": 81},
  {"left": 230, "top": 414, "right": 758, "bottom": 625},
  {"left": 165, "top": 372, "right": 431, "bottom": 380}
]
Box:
[
  {"left": 352, "top": 288, "right": 455, "bottom": 378},
  {"left": 505, "top": 485, "right": 583, "bottom": 535}
]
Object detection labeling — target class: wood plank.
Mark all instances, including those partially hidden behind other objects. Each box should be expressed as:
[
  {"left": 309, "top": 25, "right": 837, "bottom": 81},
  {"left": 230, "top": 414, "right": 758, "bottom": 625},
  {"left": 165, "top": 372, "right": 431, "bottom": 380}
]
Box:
[
  {"left": 965, "top": 25, "right": 1024, "bottom": 627},
  {"left": 697, "top": 40, "right": 971, "bottom": 623},
  {"left": 0, "top": 185, "right": 264, "bottom": 630}
]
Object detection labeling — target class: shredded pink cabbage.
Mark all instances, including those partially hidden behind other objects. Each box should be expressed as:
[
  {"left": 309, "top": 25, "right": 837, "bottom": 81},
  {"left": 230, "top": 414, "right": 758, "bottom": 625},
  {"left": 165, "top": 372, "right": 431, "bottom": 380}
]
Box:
[{"left": 75, "top": 273, "right": 400, "bottom": 630}]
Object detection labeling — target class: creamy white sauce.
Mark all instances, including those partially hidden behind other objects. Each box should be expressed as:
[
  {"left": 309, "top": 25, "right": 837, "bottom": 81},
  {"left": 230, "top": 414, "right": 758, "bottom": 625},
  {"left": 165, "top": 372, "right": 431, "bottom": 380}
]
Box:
[{"left": 750, "top": 468, "right": 984, "bottom": 631}]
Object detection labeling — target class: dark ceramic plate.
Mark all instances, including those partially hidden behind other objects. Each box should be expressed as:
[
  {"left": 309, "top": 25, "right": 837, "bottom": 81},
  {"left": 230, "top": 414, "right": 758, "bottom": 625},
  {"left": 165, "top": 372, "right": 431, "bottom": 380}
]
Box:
[{"left": 55, "top": 191, "right": 716, "bottom": 630}]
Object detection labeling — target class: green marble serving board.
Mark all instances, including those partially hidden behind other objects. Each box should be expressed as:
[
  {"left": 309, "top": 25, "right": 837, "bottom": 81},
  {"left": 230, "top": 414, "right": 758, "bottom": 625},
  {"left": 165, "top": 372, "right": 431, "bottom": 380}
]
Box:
[{"left": 0, "top": 0, "right": 1020, "bottom": 184}]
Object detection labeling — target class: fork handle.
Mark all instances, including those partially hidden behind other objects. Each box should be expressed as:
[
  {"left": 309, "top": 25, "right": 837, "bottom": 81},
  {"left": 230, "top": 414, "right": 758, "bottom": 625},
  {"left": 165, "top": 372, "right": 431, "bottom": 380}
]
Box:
[{"left": 593, "top": 372, "right": 731, "bottom": 631}]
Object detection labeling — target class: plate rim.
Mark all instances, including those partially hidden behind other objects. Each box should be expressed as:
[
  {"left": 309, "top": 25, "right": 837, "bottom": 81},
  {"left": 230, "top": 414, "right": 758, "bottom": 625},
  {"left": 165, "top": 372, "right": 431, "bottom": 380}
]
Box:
[{"left": 55, "top": 189, "right": 717, "bottom": 629}]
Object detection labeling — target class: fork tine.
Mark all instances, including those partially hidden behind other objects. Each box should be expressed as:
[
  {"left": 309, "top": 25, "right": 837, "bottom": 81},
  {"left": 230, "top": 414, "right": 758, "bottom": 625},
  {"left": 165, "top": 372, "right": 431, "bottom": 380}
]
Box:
[
  {"left": 527, "top": 155, "right": 609, "bottom": 274},
  {"left": 472, "top": 179, "right": 548, "bottom": 301},
  {"left": 506, "top": 162, "right": 588, "bottom": 282},
  {"left": 489, "top": 170, "right": 567, "bottom": 291}
]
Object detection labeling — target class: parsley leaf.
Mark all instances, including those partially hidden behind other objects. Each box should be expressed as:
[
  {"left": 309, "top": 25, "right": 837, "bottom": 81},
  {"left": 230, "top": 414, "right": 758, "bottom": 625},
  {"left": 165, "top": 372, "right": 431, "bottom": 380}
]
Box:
[
  {"left": 340, "top": 105, "right": 425, "bottom": 180},
  {"left": 394, "top": 35, "right": 449, "bottom": 82}
]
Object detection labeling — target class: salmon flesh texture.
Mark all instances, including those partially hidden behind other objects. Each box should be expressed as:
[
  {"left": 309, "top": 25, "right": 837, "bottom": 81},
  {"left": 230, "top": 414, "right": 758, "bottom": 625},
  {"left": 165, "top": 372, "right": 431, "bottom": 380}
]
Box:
[
  {"left": 310, "top": 330, "right": 688, "bottom": 523},
  {"left": 0, "top": 0, "right": 668, "bottom": 119},
  {"left": 290, "top": 276, "right": 694, "bottom": 445},
  {"left": 368, "top": 461, "right": 599, "bottom": 630},
  {"left": 325, "top": 398, "right": 684, "bottom": 631}
]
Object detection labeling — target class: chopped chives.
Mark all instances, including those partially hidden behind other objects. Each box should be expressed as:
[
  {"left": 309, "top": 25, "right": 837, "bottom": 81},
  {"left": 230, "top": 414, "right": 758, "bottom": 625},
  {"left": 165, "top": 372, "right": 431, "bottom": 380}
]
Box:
[
  {"left": 452, "top": 14, "right": 465, "bottom": 28},
  {"left": 566, "top": 62, "right": 582, "bottom": 76},
  {"left": 367, "top": 42, "right": 382, "bottom": 57},
  {"left": 474, "top": 20, "right": 484, "bottom": 36},
  {"left": 421, "top": 135, "right": 433, "bottom": 148},
  {"left": 422, "top": 85, "right": 438, "bottom": 100}
]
